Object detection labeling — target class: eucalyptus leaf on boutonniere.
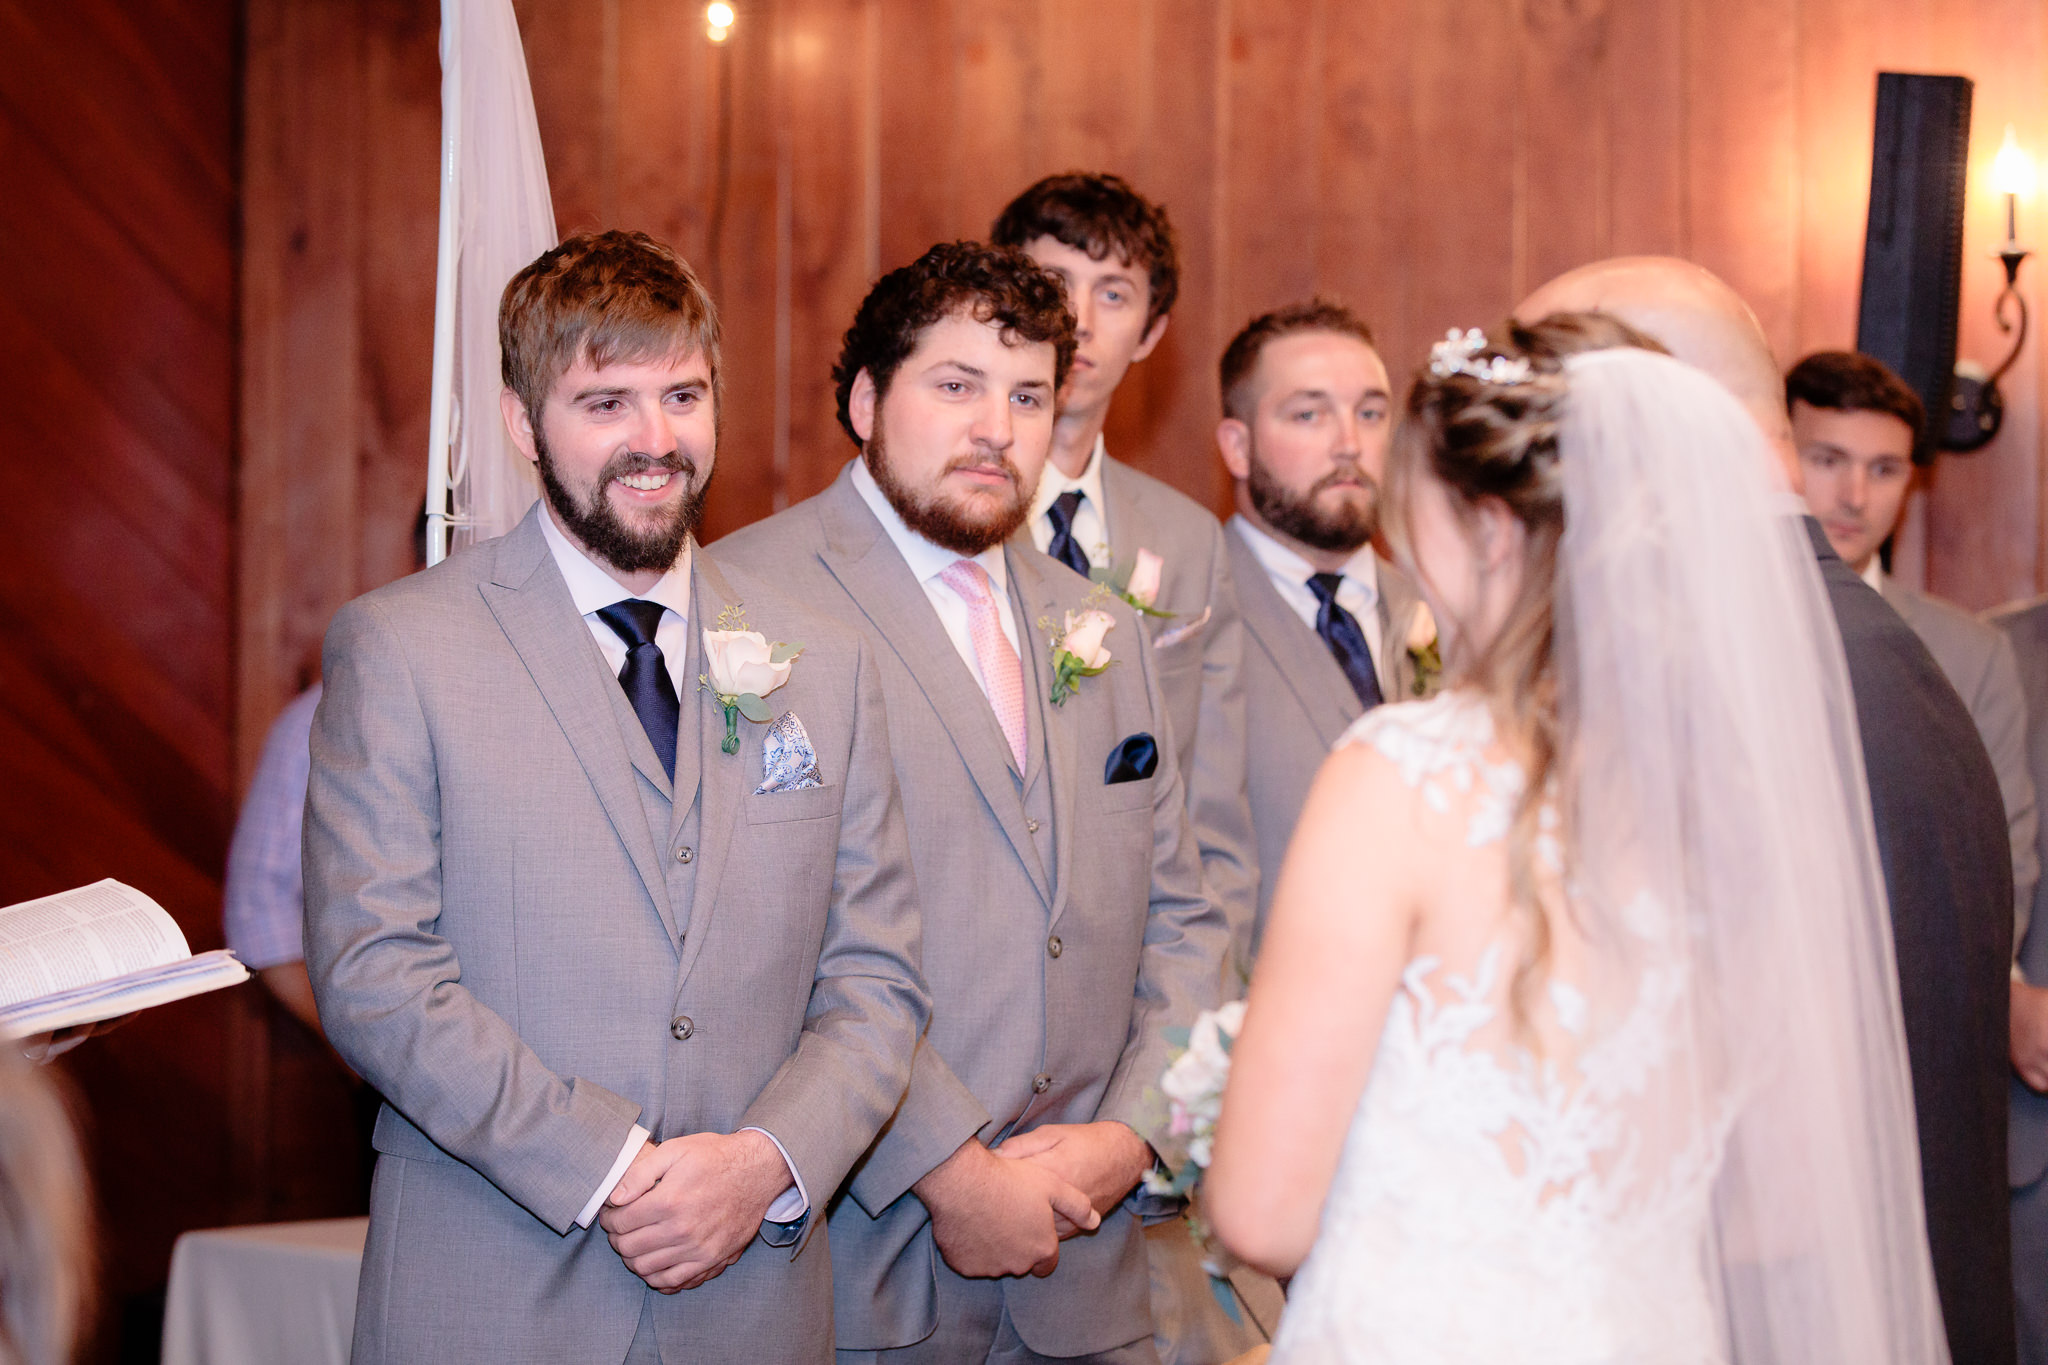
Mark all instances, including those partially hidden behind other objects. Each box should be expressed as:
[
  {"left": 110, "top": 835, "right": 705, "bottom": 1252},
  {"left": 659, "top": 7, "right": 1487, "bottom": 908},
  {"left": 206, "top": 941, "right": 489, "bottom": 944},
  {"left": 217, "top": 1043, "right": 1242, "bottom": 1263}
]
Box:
[
  {"left": 1090, "top": 547, "right": 1175, "bottom": 619},
  {"left": 698, "top": 604, "right": 802, "bottom": 754},
  {"left": 1039, "top": 590, "right": 1117, "bottom": 706},
  {"left": 1406, "top": 600, "right": 1442, "bottom": 698}
]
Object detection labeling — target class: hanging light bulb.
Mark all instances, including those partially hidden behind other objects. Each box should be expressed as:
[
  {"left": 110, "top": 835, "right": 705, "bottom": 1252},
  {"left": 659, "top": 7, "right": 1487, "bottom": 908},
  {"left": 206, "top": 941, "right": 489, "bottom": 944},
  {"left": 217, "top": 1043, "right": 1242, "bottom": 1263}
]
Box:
[{"left": 706, "top": 2, "right": 734, "bottom": 42}]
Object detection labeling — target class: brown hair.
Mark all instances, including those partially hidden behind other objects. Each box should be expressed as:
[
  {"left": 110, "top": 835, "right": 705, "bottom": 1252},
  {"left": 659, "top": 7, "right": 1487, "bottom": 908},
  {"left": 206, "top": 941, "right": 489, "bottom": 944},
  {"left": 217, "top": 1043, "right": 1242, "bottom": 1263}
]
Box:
[
  {"left": 0, "top": 1052, "right": 90, "bottom": 1365},
  {"left": 990, "top": 172, "right": 1179, "bottom": 328},
  {"left": 831, "top": 241, "right": 1077, "bottom": 447},
  {"left": 1384, "top": 311, "right": 1660, "bottom": 1028},
  {"left": 499, "top": 230, "right": 722, "bottom": 419},
  {"left": 1218, "top": 299, "right": 1378, "bottom": 422},
  {"left": 1784, "top": 350, "right": 1928, "bottom": 461}
]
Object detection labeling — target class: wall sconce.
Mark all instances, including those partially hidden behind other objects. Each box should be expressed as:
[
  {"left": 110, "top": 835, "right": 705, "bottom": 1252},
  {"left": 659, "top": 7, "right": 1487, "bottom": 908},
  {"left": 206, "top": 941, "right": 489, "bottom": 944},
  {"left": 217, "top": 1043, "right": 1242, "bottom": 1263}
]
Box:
[
  {"left": 706, "top": 2, "right": 734, "bottom": 42},
  {"left": 1944, "top": 124, "right": 2034, "bottom": 450}
]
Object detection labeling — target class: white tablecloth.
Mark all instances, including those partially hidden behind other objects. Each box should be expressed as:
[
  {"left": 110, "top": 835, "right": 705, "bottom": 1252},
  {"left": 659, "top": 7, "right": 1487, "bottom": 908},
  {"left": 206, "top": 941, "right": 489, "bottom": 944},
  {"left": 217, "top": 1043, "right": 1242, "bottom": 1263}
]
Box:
[{"left": 161, "top": 1217, "right": 367, "bottom": 1365}]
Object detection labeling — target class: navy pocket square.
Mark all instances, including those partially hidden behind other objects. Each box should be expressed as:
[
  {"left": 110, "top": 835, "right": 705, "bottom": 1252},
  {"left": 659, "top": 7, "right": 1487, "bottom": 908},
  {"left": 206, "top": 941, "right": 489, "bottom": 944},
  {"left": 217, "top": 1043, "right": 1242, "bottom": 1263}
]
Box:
[{"left": 1105, "top": 733, "right": 1159, "bottom": 785}]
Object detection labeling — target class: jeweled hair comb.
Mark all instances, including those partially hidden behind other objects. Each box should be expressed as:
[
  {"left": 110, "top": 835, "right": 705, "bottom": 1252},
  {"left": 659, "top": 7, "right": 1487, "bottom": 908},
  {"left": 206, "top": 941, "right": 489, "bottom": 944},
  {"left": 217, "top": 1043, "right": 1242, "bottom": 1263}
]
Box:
[{"left": 1428, "top": 327, "right": 1534, "bottom": 385}]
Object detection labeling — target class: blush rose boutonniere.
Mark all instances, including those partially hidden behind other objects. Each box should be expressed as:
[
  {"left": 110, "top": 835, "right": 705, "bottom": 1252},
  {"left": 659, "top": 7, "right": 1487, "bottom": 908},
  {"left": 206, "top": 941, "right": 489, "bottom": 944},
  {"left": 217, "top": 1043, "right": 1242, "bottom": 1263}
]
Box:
[
  {"left": 1091, "top": 547, "right": 1175, "bottom": 619},
  {"left": 1406, "top": 601, "right": 1442, "bottom": 698},
  {"left": 699, "top": 604, "right": 802, "bottom": 754},
  {"left": 1040, "top": 601, "right": 1117, "bottom": 706}
]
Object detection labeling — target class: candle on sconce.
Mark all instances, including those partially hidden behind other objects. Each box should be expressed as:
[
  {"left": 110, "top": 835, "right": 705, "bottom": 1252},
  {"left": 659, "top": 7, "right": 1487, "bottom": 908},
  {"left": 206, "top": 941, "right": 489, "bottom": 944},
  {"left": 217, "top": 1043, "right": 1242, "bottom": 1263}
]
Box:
[
  {"left": 1994, "top": 124, "right": 2035, "bottom": 246},
  {"left": 706, "top": 2, "right": 734, "bottom": 42}
]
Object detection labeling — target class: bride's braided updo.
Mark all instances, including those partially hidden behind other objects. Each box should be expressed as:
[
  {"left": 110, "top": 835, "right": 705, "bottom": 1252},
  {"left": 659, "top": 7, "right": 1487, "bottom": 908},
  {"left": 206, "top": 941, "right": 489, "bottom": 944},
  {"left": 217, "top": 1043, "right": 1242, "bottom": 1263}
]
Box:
[{"left": 1387, "top": 310, "right": 1665, "bottom": 1028}]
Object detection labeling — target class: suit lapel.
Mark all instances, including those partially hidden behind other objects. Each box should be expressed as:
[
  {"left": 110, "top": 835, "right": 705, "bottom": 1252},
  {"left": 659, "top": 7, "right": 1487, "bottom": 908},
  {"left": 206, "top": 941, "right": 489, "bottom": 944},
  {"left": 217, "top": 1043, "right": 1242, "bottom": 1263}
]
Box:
[
  {"left": 675, "top": 549, "right": 748, "bottom": 984},
  {"left": 480, "top": 510, "right": 680, "bottom": 941},
  {"left": 1013, "top": 551, "right": 1079, "bottom": 926},
  {"left": 817, "top": 470, "right": 1053, "bottom": 908},
  {"left": 1226, "top": 527, "right": 1360, "bottom": 747}
]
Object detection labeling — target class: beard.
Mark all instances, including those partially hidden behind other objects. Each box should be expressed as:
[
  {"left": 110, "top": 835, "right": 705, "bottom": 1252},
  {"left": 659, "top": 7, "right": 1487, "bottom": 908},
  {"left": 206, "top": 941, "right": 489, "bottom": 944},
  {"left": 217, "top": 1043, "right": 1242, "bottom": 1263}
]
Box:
[
  {"left": 864, "top": 425, "right": 1033, "bottom": 556},
  {"left": 1247, "top": 451, "right": 1379, "bottom": 554},
  {"left": 534, "top": 427, "right": 706, "bottom": 576}
]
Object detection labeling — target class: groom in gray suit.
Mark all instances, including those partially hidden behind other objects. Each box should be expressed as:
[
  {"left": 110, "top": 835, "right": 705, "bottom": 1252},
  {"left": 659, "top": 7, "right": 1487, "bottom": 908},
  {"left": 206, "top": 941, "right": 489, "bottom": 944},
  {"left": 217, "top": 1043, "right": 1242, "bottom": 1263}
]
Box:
[
  {"left": 305, "top": 231, "right": 928, "bottom": 1365},
  {"left": 1214, "top": 300, "right": 1426, "bottom": 963},
  {"left": 716, "top": 241, "right": 1228, "bottom": 1364}
]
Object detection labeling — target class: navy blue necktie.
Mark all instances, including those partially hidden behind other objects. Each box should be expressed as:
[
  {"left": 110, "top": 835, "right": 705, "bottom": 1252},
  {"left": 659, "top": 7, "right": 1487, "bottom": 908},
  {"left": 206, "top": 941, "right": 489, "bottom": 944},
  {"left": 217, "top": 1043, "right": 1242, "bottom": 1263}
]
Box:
[
  {"left": 1044, "top": 490, "right": 1093, "bottom": 577},
  {"left": 1307, "top": 572, "right": 1384, "bottom": 711},
  {"left": 596, "top": 600, "right": 680, "bottom": 776}
]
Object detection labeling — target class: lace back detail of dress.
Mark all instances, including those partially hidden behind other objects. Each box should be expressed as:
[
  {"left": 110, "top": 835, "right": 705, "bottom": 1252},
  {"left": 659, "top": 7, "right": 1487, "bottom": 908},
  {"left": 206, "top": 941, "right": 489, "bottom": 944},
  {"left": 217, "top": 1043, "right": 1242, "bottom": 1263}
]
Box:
[{"left": 1271, "top": 693, "right": 1726, "bottom": 1365}]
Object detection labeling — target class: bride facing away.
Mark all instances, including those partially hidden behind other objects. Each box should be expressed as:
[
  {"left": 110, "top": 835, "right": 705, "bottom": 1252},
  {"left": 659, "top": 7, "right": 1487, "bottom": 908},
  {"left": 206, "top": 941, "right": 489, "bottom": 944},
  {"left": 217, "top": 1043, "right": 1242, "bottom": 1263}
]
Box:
[{"left": 1205, "top": 315, "right": 1950, "bottom": 1364}]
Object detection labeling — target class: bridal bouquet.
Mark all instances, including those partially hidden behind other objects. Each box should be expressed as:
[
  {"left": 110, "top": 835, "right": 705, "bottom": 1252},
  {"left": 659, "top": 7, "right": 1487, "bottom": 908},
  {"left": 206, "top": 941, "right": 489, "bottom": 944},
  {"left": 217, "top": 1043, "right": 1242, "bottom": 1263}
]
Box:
[{"left": 1145, "top": 999, "right": 1245, "bottom": 1201}]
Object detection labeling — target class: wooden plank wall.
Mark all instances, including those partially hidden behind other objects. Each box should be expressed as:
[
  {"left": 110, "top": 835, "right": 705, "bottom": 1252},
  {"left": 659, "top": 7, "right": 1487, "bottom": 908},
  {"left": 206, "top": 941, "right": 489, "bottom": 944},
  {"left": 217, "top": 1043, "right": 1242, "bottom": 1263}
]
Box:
[
  {"left": 241, "top": 2, "right": 2048, "bottom": 750},
  {"left": 0, "top": 1, "right": 246, "bottom": 1358}
]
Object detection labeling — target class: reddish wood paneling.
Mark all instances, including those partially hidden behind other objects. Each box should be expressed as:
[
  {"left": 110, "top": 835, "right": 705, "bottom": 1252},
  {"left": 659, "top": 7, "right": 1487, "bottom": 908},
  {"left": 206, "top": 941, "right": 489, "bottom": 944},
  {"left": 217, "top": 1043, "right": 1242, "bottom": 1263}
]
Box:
[{"left": 0, "top": 1, "right": 248, "bottom": 1358}]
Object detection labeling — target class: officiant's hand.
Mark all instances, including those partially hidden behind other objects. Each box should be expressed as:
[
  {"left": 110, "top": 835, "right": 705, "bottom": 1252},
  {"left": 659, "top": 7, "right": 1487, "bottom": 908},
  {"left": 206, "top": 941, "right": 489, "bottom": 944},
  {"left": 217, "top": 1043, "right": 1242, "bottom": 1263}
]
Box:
[
  {"left": 996, "top": 1121, "right": 1152, "bottom": 1234},
  {"left": 599, "top": 1130, "right": 788, "bottom": 1292},
  {"left": 2013, "top": 979, "right": 2048, "bottom": 1091},
  {"left": 913, "top": 1138, "right": 1098, "bottom": 1278}
]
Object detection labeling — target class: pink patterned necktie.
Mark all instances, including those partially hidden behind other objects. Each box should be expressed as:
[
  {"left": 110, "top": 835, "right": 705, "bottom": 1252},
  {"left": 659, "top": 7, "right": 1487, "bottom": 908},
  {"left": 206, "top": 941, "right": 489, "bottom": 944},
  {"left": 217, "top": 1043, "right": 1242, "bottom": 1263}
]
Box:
[{"left": 937, "top": 559, "right": 1028, "bottom": 772}]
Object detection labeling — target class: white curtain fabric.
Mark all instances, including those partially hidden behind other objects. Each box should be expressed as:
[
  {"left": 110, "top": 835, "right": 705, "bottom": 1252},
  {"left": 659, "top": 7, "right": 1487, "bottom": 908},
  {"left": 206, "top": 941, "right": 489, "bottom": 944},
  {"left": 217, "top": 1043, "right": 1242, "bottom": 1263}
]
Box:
[
  {"left": 427, "top": 0, "right": 556, "bottom": 562},
  {"left": 1558, "top": 349, "right": 1949, "bottom": 1363}
]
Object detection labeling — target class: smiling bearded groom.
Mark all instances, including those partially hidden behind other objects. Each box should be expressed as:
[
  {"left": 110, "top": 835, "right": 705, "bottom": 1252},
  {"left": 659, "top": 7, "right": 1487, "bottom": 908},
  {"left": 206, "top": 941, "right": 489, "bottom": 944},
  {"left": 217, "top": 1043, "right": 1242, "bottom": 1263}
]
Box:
[
  {"left": 304, "top": 231, "right": 928, "bottom": 1365},
  {"left": 715, "top": 242, "right": 1228, "bottom": 1365}
]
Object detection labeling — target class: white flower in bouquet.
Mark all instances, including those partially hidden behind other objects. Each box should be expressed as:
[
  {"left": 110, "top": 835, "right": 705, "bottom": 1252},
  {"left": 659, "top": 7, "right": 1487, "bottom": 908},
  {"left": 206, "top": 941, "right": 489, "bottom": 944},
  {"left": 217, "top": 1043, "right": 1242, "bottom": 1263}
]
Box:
[{"left": 1145, "top": 999, "right": 1245, "bottom": 1195}]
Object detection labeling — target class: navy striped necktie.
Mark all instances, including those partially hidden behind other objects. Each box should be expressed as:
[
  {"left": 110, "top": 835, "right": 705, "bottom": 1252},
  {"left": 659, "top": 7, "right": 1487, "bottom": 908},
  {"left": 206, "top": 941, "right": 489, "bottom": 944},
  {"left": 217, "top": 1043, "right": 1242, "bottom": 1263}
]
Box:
[
  {"left": 596, "top": 599, "right": 680, "bottom": 775},
  {"left": 1044, "top": 490, "right": 1092, "bottom": 577},
  {"left": 1307, "top": 572, "right": 1384, "bottom": 710}
]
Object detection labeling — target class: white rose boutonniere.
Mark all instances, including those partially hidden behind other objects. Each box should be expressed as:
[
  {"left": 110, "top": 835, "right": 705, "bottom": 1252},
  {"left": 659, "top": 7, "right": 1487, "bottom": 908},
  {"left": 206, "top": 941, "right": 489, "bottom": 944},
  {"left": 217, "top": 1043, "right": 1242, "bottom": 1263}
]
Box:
[
  {"left": 698, "top": 604, "right": 802, "bottom": 754},
  {"left": 1406, "top": 600, "right": 1442, "bottom": 698},
  {"left": 1040, "top": 600, "right": 1116, "bottom": 706},
  {"left": 1090, "top": 547, "right": 1175, "bottom": 619}
]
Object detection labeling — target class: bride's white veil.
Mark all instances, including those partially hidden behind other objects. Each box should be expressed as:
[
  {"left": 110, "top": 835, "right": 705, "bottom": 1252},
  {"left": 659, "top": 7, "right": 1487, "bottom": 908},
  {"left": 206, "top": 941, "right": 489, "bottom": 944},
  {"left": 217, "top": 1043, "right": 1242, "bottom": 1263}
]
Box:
[{"left": 1556, "top": 347, "right": 1948, "bottom": 1362}]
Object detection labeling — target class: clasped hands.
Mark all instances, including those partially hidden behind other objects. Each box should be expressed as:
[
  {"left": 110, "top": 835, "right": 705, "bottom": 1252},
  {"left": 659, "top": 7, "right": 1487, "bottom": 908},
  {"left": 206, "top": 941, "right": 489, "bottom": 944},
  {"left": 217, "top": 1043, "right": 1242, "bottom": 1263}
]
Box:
[
  {"left": 914, "top": 1121, "right": 1153, "bottom": 1279},
  {"left": 597, "top": 1129, "right": 790, "bottom": 1293}
]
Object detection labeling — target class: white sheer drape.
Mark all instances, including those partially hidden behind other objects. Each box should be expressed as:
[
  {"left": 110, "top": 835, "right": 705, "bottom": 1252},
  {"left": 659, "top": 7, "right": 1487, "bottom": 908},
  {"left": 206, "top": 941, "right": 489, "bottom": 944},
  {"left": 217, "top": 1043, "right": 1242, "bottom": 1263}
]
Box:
[
  {"left": 1558, "top": 349, "right": 1948, "bottom": 1363},
  {"left": 425, "top": 0, "right": 555, "bottom": 564}
]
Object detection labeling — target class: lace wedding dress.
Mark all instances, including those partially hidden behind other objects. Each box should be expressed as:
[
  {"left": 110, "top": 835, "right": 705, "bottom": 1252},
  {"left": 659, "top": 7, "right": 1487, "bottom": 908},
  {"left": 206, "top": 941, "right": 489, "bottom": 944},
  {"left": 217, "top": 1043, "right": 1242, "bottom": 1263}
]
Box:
[{"left": 1272, "top": 692, "right": 1724, "bottom": 1365}]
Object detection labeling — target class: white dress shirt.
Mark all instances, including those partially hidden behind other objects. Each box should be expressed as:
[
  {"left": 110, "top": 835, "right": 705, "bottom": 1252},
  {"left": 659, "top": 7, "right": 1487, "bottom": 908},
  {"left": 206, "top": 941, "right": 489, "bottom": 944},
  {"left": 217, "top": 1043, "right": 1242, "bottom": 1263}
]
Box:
[
  {"left": 537, "top": 509, "right": 808, "bottom": 1229},
  {"left": 852, "top": 460, "right": 1022, "bottom": 698},
  {"left": 1229, "top": 513, "right": 1385, "bottom": 667},
  {"left": 1026, "top": 433, "right": 1112, "bottom": 570}
]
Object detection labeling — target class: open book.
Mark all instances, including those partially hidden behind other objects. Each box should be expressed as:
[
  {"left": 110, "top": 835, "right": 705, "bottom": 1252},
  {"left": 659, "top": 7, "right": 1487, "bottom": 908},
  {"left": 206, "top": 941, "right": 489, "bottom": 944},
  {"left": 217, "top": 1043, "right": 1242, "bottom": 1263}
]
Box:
[{"left": 0, "top": 879, "right": 250, "bottom": 1039}]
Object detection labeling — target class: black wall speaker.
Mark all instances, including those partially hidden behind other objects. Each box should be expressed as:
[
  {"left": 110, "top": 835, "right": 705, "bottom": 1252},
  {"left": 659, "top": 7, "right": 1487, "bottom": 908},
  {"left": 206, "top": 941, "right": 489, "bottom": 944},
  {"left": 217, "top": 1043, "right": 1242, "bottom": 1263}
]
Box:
[{"left": 1855, "top": 72, "right": 1973, "bottom": 460}]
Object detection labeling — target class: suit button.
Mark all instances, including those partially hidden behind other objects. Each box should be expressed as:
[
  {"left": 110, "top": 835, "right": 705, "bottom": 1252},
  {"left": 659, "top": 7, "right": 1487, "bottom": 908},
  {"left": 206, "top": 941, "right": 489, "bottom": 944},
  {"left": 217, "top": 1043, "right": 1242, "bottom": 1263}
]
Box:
[
  {"left": 675, "top": 846, "right": 693, "bottom": 864},
  {"left": 669, "top": 1015, "right": 695, "bottom": 1041},
  {"left": 1047, "top": 935, "right": 1063, "bottom": 958},
  {"left": 1027, "top": 818, "right": 1040, "bottom": 833},
  {"left": 1032, "top": 1074, "right": 1052, "bottom": 1094}
]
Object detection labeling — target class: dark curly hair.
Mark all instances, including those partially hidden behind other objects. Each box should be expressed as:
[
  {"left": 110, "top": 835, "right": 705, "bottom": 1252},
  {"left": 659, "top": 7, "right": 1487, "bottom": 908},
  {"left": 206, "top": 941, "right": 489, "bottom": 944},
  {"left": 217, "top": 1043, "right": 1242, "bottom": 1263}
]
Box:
[
  {"left": 990, "top": 172, "right": 1179, "bottom": 328},
  {"left": 499, "top": 229, "right": 721, "bottom": 419},
  {"left": 831, "top": 241, "right": 1077, "bottom": 447}
]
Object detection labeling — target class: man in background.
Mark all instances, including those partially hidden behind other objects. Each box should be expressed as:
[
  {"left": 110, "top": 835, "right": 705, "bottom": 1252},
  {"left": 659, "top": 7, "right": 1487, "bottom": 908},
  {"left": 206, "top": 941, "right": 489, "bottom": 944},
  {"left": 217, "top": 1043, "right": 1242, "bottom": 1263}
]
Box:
[
  {"left": 1215, "top": 300, "right": 1427, "bottom": 963},
  {"left": 993, "top": 172, "right": 1270, "bottom": 1362}
]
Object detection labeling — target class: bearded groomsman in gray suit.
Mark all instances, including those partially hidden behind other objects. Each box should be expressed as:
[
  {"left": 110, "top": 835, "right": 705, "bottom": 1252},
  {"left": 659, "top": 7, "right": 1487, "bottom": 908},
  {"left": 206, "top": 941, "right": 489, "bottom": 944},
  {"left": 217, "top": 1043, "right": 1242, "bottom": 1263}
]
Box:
[
  {"left": 1215, "top": 301, "right": 1426, "bottom": 962},
  {"left": 992, "top": 174, "right": 1273, "bottom": 1363},
  {"left": 716, "top": 241, "right": 1227, "bottom": 1365},
  {"left": 304, "top": 232, "right": 928, "bottom": 1365}
]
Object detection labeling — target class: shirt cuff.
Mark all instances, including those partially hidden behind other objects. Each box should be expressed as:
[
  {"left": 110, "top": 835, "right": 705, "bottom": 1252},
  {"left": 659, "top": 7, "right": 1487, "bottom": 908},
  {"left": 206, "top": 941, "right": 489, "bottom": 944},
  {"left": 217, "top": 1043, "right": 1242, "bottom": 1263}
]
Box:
[
  {"left": 741, "top": 1126, "right": 810, "bottom": 1223},
  {"left": 576, "top": 1124, "right": 651, "bottom": 1229}
]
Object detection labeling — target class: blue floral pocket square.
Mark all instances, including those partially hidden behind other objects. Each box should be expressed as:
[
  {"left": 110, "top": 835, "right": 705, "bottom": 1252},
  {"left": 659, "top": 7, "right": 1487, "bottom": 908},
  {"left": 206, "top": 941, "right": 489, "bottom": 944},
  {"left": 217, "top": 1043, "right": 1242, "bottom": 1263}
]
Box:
[
  {"left": 1105, "top": 732, "right": 1159, "bottom": 785},
  {"left": 756, "top": 712, "right": 824, "bottom": 794}
]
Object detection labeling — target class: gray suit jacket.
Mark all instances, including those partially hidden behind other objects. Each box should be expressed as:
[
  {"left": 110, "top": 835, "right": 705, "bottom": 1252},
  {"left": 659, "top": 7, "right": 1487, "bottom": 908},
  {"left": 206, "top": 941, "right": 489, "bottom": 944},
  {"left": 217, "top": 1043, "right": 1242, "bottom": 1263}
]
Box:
[
  {"left": 1227, "top": 518, "right": 1422, "bottom": 961},
  {"left": 304, "top": 508, "right": 927, "bottom": 1365},
  {"left": 1016, "top": 456, "right": 1259, "bottom": 988},
  {"left": 715, "top": 464, "right": 1227, "bottom": 1358},
  {"left": 1989, "top": 596, "right": 2048, "bottom": 1189},
  {"left": 1882, "top": 577, "right": 2040, "bottom": 942}
]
